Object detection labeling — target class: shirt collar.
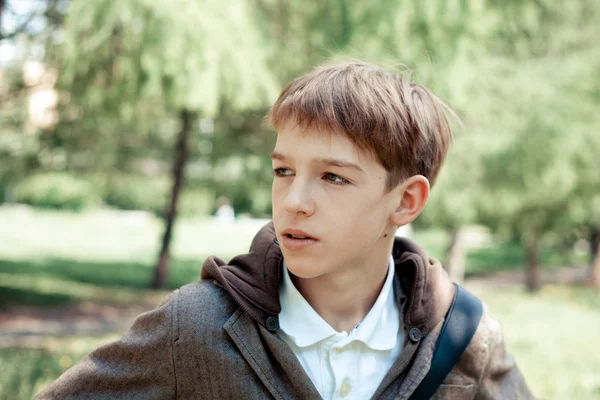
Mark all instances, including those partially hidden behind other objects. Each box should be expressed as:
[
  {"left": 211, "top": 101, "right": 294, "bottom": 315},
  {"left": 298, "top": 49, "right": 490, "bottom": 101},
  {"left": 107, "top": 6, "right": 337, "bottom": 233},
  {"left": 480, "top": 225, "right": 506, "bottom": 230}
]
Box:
[
  {"left": 352, "top": 254, "right": 400, "bottom": 350},
  {"left": 278, "top": 254, "right": 401, "bottom": 350},
  {"left": 278, "top": 261, "right": 337, "bottom": 347}
]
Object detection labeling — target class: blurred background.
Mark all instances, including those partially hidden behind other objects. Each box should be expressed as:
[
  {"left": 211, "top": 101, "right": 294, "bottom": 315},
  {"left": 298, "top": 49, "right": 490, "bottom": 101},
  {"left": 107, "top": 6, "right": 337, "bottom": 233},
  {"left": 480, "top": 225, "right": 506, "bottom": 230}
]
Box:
[{"left": 0, "top": 0, "right": 599, "bottom": 398}]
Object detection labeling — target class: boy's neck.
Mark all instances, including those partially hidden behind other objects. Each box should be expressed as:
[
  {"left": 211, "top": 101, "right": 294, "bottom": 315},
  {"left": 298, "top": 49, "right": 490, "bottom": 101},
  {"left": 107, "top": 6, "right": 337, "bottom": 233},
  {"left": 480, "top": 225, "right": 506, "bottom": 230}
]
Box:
[{"left": 290, "top": 253, "right": 391, "bottom": 333}]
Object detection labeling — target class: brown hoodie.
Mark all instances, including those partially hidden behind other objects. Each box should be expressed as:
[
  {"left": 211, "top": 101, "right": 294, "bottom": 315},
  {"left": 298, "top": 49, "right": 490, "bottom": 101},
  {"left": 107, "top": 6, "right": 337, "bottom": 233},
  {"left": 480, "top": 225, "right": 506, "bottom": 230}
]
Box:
[{"left": 35, "top": 222, "right": 535, "bottom": 400}]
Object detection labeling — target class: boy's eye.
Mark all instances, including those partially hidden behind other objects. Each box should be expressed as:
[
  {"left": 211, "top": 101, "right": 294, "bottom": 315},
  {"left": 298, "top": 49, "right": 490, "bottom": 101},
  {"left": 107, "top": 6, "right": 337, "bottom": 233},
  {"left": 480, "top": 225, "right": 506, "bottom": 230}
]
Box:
[
  {"left": 273, "top": 168, "right": 293, "bottom": 177},
  {"left": 323, "top": 173, "right": 349, "bottom": 186}
]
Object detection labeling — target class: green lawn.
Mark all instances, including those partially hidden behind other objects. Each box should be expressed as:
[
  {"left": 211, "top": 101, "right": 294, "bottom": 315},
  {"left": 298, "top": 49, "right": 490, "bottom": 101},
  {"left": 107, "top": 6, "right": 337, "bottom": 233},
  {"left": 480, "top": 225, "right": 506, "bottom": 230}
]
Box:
[
  {"left": 0, "top": 335, "right": 119, "bottom": 400},
  {"left": 475, "top": 285, "right": 600, "bottom": 399},
  {"left": 0, "top": 206, "right": 266, "bottom": 307},
  {"left": 1, "top": 206, "right": 598, "bottom": 399}
]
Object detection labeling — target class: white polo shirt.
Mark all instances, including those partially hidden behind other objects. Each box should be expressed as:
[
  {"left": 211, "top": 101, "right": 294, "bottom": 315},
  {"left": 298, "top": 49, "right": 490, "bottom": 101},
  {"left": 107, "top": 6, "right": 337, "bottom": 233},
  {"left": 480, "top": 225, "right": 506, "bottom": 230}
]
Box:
[{"left": 278, "top": 255, "right": 403, "bottom": 400}]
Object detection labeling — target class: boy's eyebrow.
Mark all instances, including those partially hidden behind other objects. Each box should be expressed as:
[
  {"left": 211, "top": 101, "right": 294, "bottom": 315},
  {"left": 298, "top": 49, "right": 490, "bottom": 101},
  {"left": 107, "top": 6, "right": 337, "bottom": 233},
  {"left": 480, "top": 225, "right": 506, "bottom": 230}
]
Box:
[
  {"left": 270, "top": 151, "right": 288, "bottom": 162},
  {"left": 271, "top": 151, "right": 364, "bottom": 172}
]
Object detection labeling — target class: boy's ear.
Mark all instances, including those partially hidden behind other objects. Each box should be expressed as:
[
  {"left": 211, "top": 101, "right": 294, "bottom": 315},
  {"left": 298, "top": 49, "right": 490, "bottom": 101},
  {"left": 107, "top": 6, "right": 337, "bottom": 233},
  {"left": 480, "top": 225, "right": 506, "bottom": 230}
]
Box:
[{"left": 390, "top": 175, "right": 430, "bottom": 227}]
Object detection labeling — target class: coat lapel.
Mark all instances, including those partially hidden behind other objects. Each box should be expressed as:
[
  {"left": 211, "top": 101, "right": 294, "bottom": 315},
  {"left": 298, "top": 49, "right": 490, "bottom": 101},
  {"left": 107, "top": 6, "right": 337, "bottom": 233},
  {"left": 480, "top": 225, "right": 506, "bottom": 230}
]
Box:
[{"left": 224, "top": 308, "right": 322, "bottom": 400}]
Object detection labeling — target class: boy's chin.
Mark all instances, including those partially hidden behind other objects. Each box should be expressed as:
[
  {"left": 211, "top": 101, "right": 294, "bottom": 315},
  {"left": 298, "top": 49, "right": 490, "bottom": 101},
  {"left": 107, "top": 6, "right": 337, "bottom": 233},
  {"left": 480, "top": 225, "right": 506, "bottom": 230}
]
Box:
[{"left": 284, "top": 260, "right": 326, "bottom": 281}]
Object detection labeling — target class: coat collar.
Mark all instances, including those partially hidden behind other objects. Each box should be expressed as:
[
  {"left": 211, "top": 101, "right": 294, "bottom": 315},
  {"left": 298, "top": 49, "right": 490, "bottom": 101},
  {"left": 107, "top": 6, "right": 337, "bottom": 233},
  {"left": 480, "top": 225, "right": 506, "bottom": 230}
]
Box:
[{"left": 201, "top": 221, "right": 455, "bottom": 339}]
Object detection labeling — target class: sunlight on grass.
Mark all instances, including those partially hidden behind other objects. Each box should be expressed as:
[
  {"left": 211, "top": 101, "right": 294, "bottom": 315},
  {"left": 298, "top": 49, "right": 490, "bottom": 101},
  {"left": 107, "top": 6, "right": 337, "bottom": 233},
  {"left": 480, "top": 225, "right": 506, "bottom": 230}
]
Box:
[
  {"left": 0, "top": 272, "right": 164, "bottom": 308},
  {"left": 0, "top": 206, "right": 262, "bottom": 263},
  {"left": 0, "top": 335, "right": 119, "bottom": 400},
  {"left": 476, "top": 285, "right": 600, "bottom": 400},
  {"left": 0, "top": 206, "right": 268, "bottom": 306}
]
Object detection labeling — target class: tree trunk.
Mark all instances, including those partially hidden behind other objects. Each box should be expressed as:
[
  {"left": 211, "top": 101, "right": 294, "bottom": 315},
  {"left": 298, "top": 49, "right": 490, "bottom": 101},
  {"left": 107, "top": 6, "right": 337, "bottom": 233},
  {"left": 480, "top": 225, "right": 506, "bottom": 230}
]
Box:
[
  {"left": 588, "top": 228, "right": 600, "bottom": 287},
  {"left": 525, "top": 238, "right": 541, "bottom": 292},
  {"left": 151, "top": 109, "right": 194, "bottom": 289},
  {"left": 444, "top": 228, "right": 467, "bottom": 284}
]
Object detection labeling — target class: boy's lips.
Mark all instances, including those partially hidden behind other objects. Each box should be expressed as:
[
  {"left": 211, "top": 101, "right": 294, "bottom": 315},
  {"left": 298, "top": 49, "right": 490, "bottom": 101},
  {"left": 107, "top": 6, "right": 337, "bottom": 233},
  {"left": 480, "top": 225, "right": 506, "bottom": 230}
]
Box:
[
  {"left": 281, "top": 228, "right": 317, "bottom": 240},
  {"left": 280, "top": 228, "right": 319, "bottom": 250}
]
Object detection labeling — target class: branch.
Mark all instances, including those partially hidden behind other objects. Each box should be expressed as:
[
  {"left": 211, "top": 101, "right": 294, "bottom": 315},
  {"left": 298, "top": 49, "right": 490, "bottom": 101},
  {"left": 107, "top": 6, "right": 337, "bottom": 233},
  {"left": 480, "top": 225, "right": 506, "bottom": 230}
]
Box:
[{"left": 0, "top": 4, "right": 38, "bottom": 41}]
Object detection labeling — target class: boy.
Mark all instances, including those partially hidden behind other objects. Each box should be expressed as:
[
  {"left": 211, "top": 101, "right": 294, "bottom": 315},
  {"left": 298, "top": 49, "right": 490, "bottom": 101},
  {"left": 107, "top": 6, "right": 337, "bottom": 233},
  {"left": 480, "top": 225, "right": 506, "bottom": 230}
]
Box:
[{"left": 36, "top": 62, "right": 534, "bottom": 399}]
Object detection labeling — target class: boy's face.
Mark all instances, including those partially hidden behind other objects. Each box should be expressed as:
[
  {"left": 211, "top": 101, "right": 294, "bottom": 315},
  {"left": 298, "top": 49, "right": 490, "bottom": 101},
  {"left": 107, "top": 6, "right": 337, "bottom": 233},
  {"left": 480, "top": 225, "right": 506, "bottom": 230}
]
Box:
[{"left": 271, "top": 122, "right": 401, "bottom": 281}]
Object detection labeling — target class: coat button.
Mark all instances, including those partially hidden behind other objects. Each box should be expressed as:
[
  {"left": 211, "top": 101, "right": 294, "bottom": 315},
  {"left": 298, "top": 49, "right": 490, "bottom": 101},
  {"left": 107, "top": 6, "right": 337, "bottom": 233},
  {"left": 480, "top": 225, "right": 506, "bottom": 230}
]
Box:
[
  {"left": 265, "top": 317, "right": 279, "bottom": 332},
  {"left": 408, "top": 327, "right": 422, "bottom": 342}
]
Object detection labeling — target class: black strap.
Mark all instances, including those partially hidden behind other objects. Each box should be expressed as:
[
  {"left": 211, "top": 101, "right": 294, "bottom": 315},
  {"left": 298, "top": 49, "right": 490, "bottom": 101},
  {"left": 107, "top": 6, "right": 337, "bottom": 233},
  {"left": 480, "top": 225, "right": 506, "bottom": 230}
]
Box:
[{"left": 409, "top": 283, "right": 483, "bottom": 400}]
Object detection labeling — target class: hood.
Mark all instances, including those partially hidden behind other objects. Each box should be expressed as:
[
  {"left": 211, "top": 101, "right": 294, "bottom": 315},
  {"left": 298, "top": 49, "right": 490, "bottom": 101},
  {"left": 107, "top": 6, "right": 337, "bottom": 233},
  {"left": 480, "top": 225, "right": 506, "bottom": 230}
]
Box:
[{"left": 201, "top": 221, "right": 455, "bottom": 338}]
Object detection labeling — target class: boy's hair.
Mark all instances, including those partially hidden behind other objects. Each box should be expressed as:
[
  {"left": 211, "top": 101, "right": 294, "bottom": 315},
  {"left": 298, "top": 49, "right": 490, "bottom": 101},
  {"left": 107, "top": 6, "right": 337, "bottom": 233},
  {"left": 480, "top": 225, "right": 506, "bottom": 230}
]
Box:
[{"left": 267, "top": 61, "right": 455, "bottom": 191}]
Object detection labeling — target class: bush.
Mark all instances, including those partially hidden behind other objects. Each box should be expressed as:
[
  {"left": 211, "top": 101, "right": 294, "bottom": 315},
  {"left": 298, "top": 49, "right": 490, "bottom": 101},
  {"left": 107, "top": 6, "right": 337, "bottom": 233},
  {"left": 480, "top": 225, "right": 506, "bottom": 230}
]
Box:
[
  {"left": 14, "top": 173, "right": 100, "bottom": 211},
  {"left": 103, "top": 174, "right": 214, "bottom": 217},
  {"left": 103, "top": 175, "right": 169, "bottom": 215},
  {"left": 213, "top": 180, "right": 271, "bottom": 218},
  {"left": 179, "top": 187, "right": 215, "bottom": 217}
]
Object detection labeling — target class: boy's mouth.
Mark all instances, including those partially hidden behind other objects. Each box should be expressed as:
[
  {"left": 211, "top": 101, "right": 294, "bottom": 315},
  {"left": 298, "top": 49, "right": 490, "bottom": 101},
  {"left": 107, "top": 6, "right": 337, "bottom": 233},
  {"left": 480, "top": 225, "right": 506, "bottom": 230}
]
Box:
[
  {"left": 281, "top": 228, "right": 317, "bottom": 241},
  {"left": 287, "top": 233, "right": 311, "bottom": 239},
  {"left": 280, "top": 229, "right": 319, "bottom": 250}
]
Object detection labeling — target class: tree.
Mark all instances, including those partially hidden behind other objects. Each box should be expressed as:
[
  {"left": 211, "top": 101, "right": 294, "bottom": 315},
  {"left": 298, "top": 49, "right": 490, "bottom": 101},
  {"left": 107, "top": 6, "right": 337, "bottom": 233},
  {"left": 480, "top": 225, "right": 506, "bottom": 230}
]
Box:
[
  {"left": 60, "top": 0, "right": 279, "bottom": 288},
  {"left": 479, "top": 50, "right": 600, "bottom": 291},
  {"left": 0, "top": 0, "right": 68, "bottom": 202},
  {"left": 0, "top": 0, "right": 35, "bottom": 41},
  {"left": 568, "top": 129, "right": 600, "bottom": 287},
  {"left": 416, "top": 129, "right": 484, "bottom": 284},
  {"left": 589, "top": 228, "right": 600, "bottom": 287},
  {"left": 415, "top": 1, "right": 600, "bottom": 290}
]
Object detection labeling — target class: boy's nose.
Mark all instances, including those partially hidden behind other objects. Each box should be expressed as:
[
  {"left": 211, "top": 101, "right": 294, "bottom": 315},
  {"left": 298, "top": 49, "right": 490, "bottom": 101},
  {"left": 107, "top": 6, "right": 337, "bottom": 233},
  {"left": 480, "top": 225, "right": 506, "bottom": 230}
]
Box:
[{"left": 283, "top": 180, "right": 315, "bottom": 216}]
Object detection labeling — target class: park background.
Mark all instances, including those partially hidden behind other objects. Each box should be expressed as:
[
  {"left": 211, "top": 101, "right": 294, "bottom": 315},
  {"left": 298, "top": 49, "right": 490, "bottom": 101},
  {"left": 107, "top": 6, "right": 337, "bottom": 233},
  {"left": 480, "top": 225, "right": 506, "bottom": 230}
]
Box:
[{"left": 0, "top": 0, "right": 599, "bottom": 398}]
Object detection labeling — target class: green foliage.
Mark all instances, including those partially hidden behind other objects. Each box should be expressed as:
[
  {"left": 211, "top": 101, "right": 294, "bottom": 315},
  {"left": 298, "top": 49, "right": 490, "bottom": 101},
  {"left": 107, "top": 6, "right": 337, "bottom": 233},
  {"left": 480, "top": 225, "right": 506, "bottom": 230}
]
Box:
[
  {"left": 103, "top": 175, "right": 170, "bottom": 215},
  {"left": 61, "top": 0, "right": 279, "bottom": 116},
  {"left": 213, "top": 179, "right": 272, "bottom": 218},
  {"left": 10, "top": 172, "right": 215, "bottom": 216},
  {"left": 416, "top": 133, "right": 483, "bottom": 231},
  {"left": 2, "top": 0, "right": 599, "bottom": 264},
  {"left": 14, "top": 173, "right": 100, "bottom": 211},
  {"left": 102, "top": 174, "right": 214, "bottom": 217},
  {"left": 178, "top": 188, "right": 216, "bottom": 218},
  {"left": 0, "top": 66, "right": 42, "bottom": 194},
  {"left": 476, "top": 48, "right": 600, "bottom": 244}
]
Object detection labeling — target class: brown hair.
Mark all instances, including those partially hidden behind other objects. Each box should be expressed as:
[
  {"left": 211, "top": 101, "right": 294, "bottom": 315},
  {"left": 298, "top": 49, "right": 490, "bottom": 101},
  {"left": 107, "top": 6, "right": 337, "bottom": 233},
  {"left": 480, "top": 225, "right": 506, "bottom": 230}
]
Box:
[{"left": 267, "top": 61, "right": 455, "bottom": 191}]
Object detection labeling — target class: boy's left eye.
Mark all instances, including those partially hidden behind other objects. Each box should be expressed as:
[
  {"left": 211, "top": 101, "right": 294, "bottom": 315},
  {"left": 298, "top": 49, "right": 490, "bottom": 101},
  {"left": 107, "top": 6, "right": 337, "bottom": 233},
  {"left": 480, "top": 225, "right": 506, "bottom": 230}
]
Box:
[{"left": 323, "top": 173, "right": 349, "bottom": 186}]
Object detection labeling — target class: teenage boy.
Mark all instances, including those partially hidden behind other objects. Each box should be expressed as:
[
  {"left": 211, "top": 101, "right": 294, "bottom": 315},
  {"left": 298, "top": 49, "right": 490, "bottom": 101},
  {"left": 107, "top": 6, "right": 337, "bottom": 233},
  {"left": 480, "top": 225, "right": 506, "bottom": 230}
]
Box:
[{"left": 36, "top": 62, "right": 534, "bottom": 399}]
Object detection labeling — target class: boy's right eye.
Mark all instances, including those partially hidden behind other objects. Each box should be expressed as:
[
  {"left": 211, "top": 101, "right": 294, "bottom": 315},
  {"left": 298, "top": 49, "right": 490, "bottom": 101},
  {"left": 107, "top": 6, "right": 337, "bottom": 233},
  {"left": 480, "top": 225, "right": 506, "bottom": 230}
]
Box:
[{"left": 273, "top": 168, "right": 293, "bottom": 177}]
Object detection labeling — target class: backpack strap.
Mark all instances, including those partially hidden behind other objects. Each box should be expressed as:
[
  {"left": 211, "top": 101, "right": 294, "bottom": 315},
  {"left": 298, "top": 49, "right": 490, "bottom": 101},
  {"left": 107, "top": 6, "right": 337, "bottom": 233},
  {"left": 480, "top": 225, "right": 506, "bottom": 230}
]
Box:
[{"left": 409, "top": 283, "right": 483, "bottom": 400}]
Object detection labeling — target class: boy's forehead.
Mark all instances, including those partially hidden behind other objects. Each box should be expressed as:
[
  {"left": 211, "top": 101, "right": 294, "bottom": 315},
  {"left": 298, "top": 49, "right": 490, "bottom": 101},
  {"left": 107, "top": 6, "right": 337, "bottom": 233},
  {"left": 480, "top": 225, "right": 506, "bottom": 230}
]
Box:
[
  {"left": 275, "top": 125, "right": 355, "bottom": 155},
  {"left": 272, "top": 125, "right": 376, "bottom": 168}
]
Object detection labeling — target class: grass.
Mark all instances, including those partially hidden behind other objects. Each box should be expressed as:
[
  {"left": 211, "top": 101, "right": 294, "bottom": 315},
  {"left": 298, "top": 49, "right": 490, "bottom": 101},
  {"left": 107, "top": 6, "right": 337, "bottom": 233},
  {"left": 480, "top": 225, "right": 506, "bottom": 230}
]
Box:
[
  {"left": 0, "top": 205, "right": 598, "bottom": 399},
  {"left": 0, "top": 335, "right": 119, "bottom": 400},
  {"left": 0, "top": 258, "right": 199, "bottom": 308},
  {"left": 0, "top": 205, "right": 267, "bottom": 307},
  {"left": 412, "top": 228, "right": 588, "bottom": 276},
  {"left": 0, "top": 206, "right": 263, "bottom": 262},
  {"left": 474, "top": 285, "right": 600, "bottom": 400}
]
